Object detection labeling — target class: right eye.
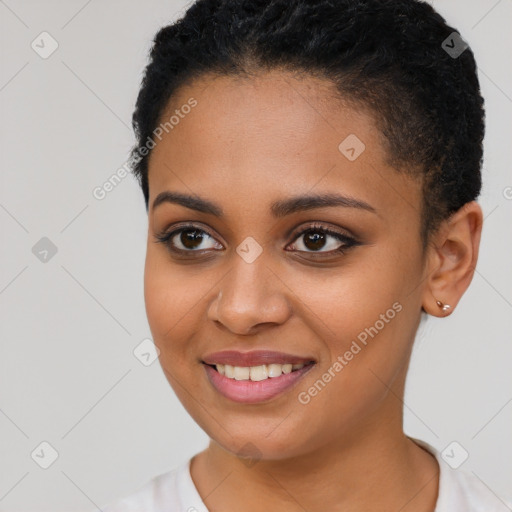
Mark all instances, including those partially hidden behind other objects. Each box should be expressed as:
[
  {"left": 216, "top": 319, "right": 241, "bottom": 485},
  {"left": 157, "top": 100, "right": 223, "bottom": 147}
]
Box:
[{"left": 154, "top": 224, "right": 224, "bottom": 254}]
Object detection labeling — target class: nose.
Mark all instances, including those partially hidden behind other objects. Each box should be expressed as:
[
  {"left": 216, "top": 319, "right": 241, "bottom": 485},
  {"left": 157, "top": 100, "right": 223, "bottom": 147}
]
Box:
[{"left": 207, "top": 254, "right": 292, "bottom": 336}]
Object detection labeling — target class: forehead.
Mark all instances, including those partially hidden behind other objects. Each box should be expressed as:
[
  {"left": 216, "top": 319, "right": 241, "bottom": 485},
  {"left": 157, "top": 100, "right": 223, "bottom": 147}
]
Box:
[
  {"left": 147, "top": 70, "right": 420, "bottom": 221},
  {"left": 150, "top": 69, "right": 380, "bottom": 167}
]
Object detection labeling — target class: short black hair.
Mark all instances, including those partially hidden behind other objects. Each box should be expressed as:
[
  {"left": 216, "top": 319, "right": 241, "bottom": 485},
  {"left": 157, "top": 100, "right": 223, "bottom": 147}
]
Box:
[{"left": 130, "top": 0, "right": 485, "bottom": 247}]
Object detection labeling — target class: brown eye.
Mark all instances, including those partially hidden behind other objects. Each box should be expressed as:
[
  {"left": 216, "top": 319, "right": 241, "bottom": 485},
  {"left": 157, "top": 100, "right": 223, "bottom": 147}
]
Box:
[
  {"left": 154, "top": 225, "right": 223, "bottom": 253},
  {"left": 302, "top": 230, "right": 328, "bottom": 251},
  {"left": 179, "top": 229, "right": 206, "bottom": 250},
  {"left": 290, "top": 225, "right": 355, "bottom": 254}
]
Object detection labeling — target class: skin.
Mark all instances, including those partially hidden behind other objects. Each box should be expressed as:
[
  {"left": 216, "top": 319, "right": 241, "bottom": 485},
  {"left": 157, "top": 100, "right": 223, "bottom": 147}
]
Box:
[{"left": 144, "top": 70, "right": 483, "bottom": 511}]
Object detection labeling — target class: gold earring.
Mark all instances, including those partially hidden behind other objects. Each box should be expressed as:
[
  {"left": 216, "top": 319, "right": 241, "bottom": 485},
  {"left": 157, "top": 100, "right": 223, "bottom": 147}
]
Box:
[{"left": 436, "top": 299, "right": 451, "bottom": 311}]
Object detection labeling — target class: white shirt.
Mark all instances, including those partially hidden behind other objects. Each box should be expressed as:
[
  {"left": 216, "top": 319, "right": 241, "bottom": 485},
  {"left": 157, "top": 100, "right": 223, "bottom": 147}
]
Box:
[{"left": 101, "top": 439, "right": 512, "bottom": 512}]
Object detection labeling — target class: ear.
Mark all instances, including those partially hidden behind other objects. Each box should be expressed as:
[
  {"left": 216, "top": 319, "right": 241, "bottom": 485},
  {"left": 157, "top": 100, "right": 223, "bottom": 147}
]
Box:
[{"left": 422, "top": 201, "right": 483, "bottom": 317}]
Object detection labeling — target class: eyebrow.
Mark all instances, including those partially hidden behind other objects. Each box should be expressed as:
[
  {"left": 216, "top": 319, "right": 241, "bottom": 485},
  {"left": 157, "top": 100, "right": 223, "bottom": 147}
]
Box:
[{"left": 152, "top": 191, "right": 377, "bottom": 217}]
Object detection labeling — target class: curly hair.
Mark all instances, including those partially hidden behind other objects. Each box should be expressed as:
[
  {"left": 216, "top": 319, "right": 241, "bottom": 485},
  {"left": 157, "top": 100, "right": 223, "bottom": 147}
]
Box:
[{"left": 130, "top": 0, "right": 485, "bottom": 248}]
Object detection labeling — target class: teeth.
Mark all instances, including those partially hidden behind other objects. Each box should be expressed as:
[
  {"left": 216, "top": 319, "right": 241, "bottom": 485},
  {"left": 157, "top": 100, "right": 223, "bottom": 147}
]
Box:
[
  {"left": 234, "top": 366, "right": 250, "bottom": 380},
  {"left": 250, "top": 365, "right": 268, "bottom": 381},
  {"left": 267, "top": 363, "right": 283, "bottom": 377},
  {"left": 213, "top": 362, "right": 307, "bottom": 381},
  {"left": 282, "top": 364, "right": 293, "bottom": 374},
  {"left": 224, "top": 364, "right": 235, "bottom": 378}
]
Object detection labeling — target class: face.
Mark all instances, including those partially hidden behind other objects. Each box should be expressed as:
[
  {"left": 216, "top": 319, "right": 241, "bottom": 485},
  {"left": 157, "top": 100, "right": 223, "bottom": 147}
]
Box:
[{"left": 144, "top": 70, "right": 428, "bottom": 461}]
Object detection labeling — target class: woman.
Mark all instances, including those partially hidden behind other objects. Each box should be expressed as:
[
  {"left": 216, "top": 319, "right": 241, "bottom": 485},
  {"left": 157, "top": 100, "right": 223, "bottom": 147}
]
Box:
[{"left": 102, "top": 0, "right": 511, "bottom": 510}]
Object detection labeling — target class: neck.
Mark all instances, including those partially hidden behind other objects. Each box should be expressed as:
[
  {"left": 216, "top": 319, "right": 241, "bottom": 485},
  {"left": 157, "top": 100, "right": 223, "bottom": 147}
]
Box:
[{"left": 190, "top": 404, "right": 439, "bottom": 512}]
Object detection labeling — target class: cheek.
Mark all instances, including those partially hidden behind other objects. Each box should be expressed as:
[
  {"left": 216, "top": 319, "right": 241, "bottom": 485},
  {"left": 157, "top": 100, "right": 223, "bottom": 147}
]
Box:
[
  {"left": 143, "top": 249, "right": 200, "bottom": 349},
  {"left": 288, "top": 244, "right": 422, "bottom": 382},
  {"left": 289, "top": 257, "right": 410, "bottom": 343},
  {"left": 143, "top": 247, "right": 229, "bottom": 373},
  {"left": 143, "top": 251, "right": 206, "bottom": 402}
]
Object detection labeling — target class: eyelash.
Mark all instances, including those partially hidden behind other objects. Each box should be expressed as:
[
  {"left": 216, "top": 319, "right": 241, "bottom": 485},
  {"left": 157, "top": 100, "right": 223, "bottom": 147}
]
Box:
[{"left": 154, "top": 222, "right": 360, "bottom": 258}]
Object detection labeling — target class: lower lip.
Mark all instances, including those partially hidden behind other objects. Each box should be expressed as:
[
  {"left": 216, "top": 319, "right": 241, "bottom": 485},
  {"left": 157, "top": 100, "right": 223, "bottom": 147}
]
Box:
[{"left": 203, "top": 364, "right": 315, "bottom": 404}]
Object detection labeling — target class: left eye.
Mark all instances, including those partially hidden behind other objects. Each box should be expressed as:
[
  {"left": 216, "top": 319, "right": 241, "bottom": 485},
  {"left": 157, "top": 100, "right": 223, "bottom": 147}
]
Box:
[{"left": 288, "top": 226, "right": 356, "bottom": 254}]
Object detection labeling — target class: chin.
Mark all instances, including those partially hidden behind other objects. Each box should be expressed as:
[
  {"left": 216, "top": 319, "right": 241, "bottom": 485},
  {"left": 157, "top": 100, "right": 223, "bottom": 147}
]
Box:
[{"left": 203, "top": 419, "right": 313, "bottom": 462}]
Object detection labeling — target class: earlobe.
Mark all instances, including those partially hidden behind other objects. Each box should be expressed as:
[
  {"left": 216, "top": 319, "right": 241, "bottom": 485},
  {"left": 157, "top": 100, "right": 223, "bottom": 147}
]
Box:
[
  {"left": 421, "top": 201, "right": 483, "bottom": 317},
  {"left": 435, "top": 299, "right": 451, "bottom": 313},
  {"left": 422, "top": 296, "right": 452, "bottom": 317}
]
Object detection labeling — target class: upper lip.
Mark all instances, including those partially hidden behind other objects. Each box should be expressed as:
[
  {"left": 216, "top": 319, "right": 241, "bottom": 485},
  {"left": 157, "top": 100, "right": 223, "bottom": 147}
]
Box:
[{"left": 202, "top": 350, "right": 316, "bottom": 367}]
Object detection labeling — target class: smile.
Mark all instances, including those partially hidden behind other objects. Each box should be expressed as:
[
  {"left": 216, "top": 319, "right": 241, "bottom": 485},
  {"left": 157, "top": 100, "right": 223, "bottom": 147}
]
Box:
[
  {"left": 202, "top": 350, "right": 316, "bottom": 403},
  {"left": 212, "top": 362, "right": 309, "bottom": 381}
]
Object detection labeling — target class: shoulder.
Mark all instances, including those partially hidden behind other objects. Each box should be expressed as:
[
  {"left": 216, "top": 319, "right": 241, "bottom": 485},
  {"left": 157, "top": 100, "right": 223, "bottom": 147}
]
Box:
[
  {"left": 101, "top": 462, "right": 188, "bottom": 512},
  {"left": 437, "top": 466, "right": 512, "bottom": 511},
  {"left": 410, "top": 438, "right": 512, "bottom": 512}
]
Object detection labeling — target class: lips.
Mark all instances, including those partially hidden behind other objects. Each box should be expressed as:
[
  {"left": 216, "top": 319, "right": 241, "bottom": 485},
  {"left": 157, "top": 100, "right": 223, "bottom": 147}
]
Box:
[
  {"left": 201, "top": 350, "right": 317, "bottom": 403},
  {"left": 202, "top": 350, "right": 316, "bottom": 367},
  {"left": 203, "top": 363, "right": 315, "bottom": 404}
]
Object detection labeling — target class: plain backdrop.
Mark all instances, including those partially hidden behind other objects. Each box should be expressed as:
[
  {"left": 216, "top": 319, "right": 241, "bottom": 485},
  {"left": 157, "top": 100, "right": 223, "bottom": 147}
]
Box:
[{"left": 0, "top": 0, "right": 511, "bottom": 510}]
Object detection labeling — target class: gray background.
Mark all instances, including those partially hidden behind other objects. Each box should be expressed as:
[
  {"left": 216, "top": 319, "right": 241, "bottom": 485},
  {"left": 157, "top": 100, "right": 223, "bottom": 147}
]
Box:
[{"left": 0, "top": 0, "right": 511, "bottom": 510}]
